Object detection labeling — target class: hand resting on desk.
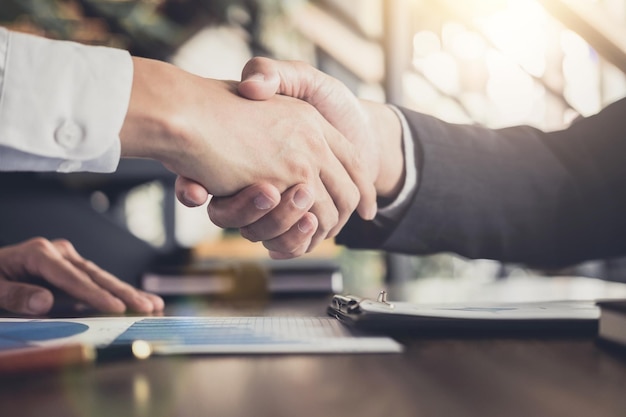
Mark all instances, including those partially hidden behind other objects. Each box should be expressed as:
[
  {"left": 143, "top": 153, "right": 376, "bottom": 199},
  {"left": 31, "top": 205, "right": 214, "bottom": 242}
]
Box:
[{"left": 0, "top": 238, "right": 163, "bottom": 316}]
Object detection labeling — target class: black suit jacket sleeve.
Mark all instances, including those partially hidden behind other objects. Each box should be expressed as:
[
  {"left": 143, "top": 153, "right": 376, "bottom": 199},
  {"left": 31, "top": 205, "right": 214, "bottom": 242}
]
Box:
[{"left": 337, "top": 98, "right": 626, "bottom": 268}]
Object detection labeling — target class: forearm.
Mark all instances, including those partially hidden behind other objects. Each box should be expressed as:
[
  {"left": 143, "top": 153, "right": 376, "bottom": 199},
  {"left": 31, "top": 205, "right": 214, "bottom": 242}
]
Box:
[
  {"left": 360, "top": 100, "right": 405, "bottom": 200},
  {"left": 340, "top": 100, "right": 626, "bottom": 267},
  {"left": 119, "top": 57, "right": 188, "bottom": 164}
]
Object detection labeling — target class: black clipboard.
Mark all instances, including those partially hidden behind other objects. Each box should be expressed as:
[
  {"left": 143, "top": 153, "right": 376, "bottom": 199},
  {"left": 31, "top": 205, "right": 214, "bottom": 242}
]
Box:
[{"left": 327, "top": 293, "right": 599, "bottom": 336}]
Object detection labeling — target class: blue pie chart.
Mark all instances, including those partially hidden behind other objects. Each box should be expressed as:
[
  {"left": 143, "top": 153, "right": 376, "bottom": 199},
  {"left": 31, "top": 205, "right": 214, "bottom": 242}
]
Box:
[{"left": 0, "top": 322, "right": 88, "bottom": 349}]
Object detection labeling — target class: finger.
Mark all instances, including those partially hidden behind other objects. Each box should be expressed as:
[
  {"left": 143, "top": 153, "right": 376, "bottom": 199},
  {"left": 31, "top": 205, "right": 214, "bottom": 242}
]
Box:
[
  {"left": 239, "top": 184, "right": 314, "bottom": 242},
  {"left": 241, "top": 58, "right": 371, "bottom": 232},
  {"left": 262, "top": 212, "right": 318, "bottom": 259},
  {"left": 138, "top": 290, "right": 165, "bottom": 312},
  {"left": 53, "top": 240, "right": 161, "bottom": 314},
  {"left": 23, "top": 239, "right": 126, "bottom": 313},
  {"left": 176, "top": 176, "right": 210, "bottom": 207},
  {"left": 0, "top": 279, "right": 54, "bottom": 315},
  {"left": 323, "top": 131, "right": 378, "bottom": 222},
  {"left": 306, "top": 176, "right": 342, "bottom": 251},
  {"left": 240, "top": 57, "right": 378, "bottom": 220},
  {"left": 312, "top": 125, "right": 362, "bottom": 241},
  {"left": 238, "top": 57, "right": 281, "bottom": 100},
  {"left": 72, "top": 260, "right": 158, "bottom": 314},
  {"left": 208, "top": 183, "right": 281, "bottom": 229}
]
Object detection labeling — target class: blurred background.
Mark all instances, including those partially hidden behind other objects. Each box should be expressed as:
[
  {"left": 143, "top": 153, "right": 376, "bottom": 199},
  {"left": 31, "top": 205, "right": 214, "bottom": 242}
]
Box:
[{"left": 2, "top": 0, "right": 626, "bottom": 301}]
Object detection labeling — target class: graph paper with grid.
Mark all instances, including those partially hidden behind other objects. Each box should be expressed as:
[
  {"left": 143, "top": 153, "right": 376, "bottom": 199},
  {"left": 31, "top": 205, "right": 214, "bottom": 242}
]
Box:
[{"left": 111, "top": 316, "right": 402, "bottom": 354}]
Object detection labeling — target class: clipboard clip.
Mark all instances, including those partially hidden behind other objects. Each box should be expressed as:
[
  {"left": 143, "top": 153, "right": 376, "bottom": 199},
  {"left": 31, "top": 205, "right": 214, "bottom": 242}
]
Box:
[
  {"left": 331, "top": 291, "right": 394, "bottom": 314},
  {"left": 331, "top": 294, "right": 363, "bottom": 314},
  {"left": 376, "top": 290, "right": 393, "bottom": 306}
]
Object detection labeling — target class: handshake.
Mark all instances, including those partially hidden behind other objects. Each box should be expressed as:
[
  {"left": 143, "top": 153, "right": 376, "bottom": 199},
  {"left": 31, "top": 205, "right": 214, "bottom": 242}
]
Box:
[
  {"left": 8, "top": 38, "right": 616, "bottom": 315},
  {"left": 0, "top": 54, "right": 406, "bottom": 316},
  {"left": 122, "top": 56, "right": 406, "bottom": 259},
  {"left": 18, "top": 28, "right": 623, "bottom": 315}
]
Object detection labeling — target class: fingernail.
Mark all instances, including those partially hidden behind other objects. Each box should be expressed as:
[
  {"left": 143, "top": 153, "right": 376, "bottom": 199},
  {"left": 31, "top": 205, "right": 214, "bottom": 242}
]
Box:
[
  {"left": 28, "top": 291, "right": 52, "bottom": 314},
  {"left": 293, "top": 188, "right": 313, "bottom": 209},
  {"left": 245, "top": 73, "right": 265, "bottom": 82},
  {"left": 297, "top": 217, "right": 314, "bottom": 234},
  {"left": 134, "top": 295, "right": 153, "bottom": 312},
  {"left": 152, "top": 295, "right": 165, "bottom": 311},
  {"left": 254, "top": 193, "right": 273, "bottom": 210},
  {"left": 110, "top": 297, "right": 126, "bottom": 313}
]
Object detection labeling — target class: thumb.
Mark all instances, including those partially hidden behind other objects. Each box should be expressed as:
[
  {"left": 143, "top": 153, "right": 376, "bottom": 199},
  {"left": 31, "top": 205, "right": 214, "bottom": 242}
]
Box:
[
  {"left": 239, "top": 57, "right": 378, "bottom": 221},
  {"left": 240, "top": 57, "right": 360, "bottom": 130},
  {"left": 0, "top": 280, "right": 54, "bottom": 315},
  {"left": 238, "top": 57, "right": 281, "bottom": 101},
  {"left": 175, "top": 176, "right": 209, "bottom": 207}
]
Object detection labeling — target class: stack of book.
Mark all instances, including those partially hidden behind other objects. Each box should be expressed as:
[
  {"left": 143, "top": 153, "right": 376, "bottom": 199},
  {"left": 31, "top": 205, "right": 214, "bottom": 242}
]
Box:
[{"left": 141, "top": 257, "right": 343, "bottom": 297}]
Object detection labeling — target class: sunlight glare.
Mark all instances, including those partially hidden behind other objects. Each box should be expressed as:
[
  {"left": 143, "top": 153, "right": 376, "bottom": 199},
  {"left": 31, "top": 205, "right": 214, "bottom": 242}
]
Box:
[{"left": 479, "top": 0, "right": 547, "bottom": 77}]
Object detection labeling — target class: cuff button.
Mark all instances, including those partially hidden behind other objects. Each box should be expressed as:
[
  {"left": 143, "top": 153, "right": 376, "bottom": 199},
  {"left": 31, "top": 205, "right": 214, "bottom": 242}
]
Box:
[{"left": 55, "top": 120, "right": 84, "bottom": 149}]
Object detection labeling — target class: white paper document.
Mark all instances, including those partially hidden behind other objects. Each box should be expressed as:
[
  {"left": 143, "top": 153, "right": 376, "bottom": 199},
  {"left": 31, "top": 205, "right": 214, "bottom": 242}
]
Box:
[
  {"left": 358, "top": 299, "right": 600, "bottom": 320},
  {"left": 0, "top": 316, "right": 403, "bottom": 354}
]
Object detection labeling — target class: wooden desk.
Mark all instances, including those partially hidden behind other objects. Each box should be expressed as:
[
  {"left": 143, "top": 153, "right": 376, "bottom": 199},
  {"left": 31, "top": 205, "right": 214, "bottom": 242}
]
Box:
[{"left": 1, "top": 296, "right": 625, "bottom": 417}]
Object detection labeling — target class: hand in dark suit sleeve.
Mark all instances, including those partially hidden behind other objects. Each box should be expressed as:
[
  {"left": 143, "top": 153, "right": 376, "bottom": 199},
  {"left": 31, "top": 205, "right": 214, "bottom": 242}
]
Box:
[{"left": 339, "top": 98, "right": 626, "bottom": 268}]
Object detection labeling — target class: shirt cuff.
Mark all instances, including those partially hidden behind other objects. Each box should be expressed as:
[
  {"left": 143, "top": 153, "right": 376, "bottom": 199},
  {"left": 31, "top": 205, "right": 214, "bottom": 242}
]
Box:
[
  {"left": 0, "top": 27, "right": 132, "bottom": 173},
  {"left": 376, "top": 105, "right": 418, "bottom": 222}
]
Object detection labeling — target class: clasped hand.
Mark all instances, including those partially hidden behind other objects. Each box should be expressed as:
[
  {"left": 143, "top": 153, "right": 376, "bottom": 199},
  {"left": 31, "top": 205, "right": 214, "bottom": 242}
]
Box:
[
  {"left": 121, "top": 57, "right": 382, "bottom": 254},
  {"left": 176, "top": 57, "right": 404, "bottom": 258}
]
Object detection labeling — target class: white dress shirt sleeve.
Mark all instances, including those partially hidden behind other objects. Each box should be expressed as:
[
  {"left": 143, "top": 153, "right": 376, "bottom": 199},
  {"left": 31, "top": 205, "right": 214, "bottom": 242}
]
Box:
[
  {"left": 0, "top": 27, "right": 133, "bottom": 173},
  {"left": 376, "top": 105, "right": 418, "bottom": 222}
]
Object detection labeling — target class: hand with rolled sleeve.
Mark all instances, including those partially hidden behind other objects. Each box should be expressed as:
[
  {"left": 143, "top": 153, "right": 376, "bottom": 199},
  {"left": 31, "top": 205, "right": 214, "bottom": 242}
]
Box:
[
  {"left": 0, "top": 28, "right": 377, "bottom": 234},
  {"left": 0, "top": 28, "right": 377, "bottom": 313}
]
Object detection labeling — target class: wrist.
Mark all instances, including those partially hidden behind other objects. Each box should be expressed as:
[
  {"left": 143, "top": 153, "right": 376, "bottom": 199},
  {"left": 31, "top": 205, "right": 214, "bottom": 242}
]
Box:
[
  {"left": 119, "top": 57, "right": 190, "bottom": 166},
  {"left": 362, "top": 101, "right": 405, "bottom": 200}
]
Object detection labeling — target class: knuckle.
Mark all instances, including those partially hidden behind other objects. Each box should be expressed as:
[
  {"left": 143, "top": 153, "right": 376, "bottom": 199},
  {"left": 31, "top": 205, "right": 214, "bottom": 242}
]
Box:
[
  {"left": 340, "top": 184, "right": 360, "bottom": 213},
  {"left": 286, "top": 156, "right": 315, "bottom": 183},
  {"left": 350, "top": 150, "right": 366, "bottom": 173},
  {"left": 51, "top": 239, "right": 73, "bottom": 251},
  {"left": 293, "top": 121, "right": 324, "bottom": 152},
  {"left": 315, "top": 215, "right": 336, "bottom": 240},
  {"left": 305, "top": 131, "right": 325, "bottom": 154},
  {"left": 240, "top": 226, "right": 260, "bottom": 243},
  {"left": 326, "top": 223, "right": 344, "bottom": 240},
  {"left": 24, "top": 237, "right": 55, "bottom": 255},
  {"left": 76, "top": 258, "right": 95, "bottom": 271}
]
